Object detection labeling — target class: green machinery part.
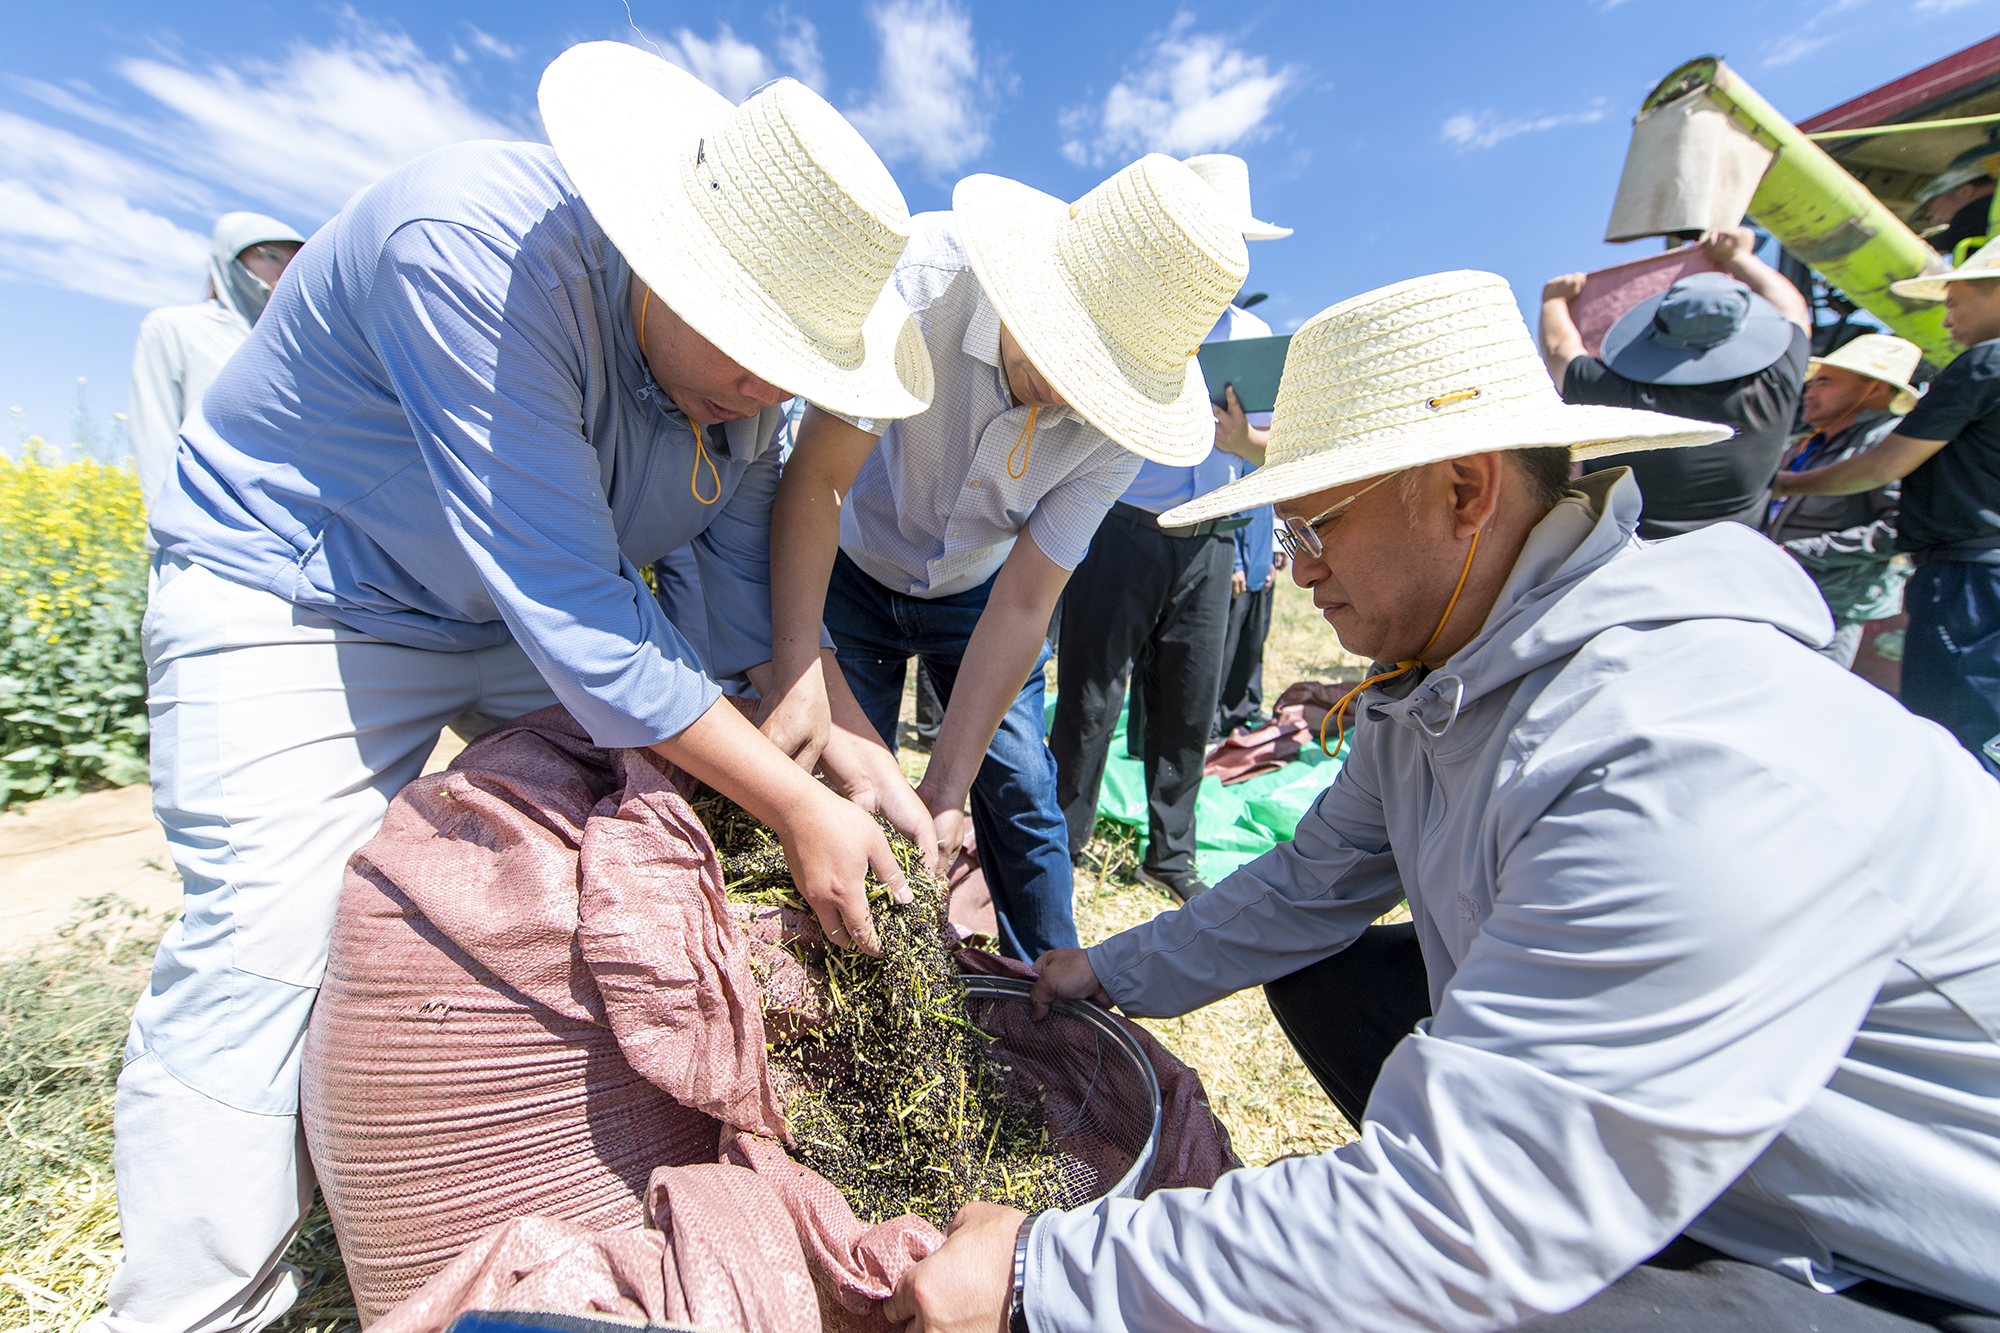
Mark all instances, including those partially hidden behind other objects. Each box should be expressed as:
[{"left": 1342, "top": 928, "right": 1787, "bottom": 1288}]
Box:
[{"left": 1641, "top": 57, "right": 1957, "bottom": 366}]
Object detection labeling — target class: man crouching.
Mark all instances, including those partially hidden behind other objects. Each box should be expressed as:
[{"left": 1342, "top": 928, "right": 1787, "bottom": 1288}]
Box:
[{"left": 888, "top": 269, "right": 2000, "bottom": 1331}]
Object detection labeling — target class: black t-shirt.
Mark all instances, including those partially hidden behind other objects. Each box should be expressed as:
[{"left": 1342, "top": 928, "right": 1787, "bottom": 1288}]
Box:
[
  {"left": 1560, "top": 324, "right": 1816, "bottom": 536},
  {"left": 1893, "top": 338, "right": 2000, "bottom": 551},
  {"left": 1565, "top": 325, "right": 1810, "bottom": 540}
]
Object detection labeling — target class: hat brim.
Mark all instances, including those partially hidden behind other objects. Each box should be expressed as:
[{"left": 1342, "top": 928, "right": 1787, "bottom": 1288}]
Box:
[
  {"left": 1241, "top": 216, "right": 1293, "bottom": 240},
  {"left": 1887, "top": 265, "right": 2000, "bottom": 302},
  {"left": 1158, "top": 403, "right": 1732, "bottom": 525},
  {"left": 1805, "top": 359, "right": 1920, "bottom": 415},
  {"left": 952, "top": 173, "right": 1212, "bottom": 465},
  {"left": 1600, "top": 291, "right": 1796, "bottom": 386},
  {"left": 540, "top": 44, "right": 932, "bottom": 420}
]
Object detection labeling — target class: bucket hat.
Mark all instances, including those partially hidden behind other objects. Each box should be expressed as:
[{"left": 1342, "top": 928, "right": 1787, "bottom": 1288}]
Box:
[
  {"left": 1889, "top": 234, "right": 2000, "bottom": 302},
  {"left": 1180, "top": 154, "right": 1291, "bottom": 240},
  {"left": 539, "top": 41, "right": 932, "bottom": 421},
  {"left": 1599, "top": 271, "right": 1795, "bottom": 386},
  {"left": 952, "top": 154, "right": 1249, "bottom": 464},
  {"left": 1159, "top": 270, "right": 1730, "bottom": 525},
  {"left": 1807, "top": 333, "right": 1923, "bottom": 415},
  {"left": 1915, "top": 142, "right": 1997, "bottom": 210}
]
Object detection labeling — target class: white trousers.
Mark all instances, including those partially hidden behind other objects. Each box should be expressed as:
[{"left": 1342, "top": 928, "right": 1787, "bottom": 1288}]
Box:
[{"left": 96, "top": 559, "right": 557, "bottom": 1333}]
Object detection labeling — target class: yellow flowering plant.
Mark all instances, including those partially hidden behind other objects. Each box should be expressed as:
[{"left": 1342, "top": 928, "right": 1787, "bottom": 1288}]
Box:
[{"left": 0, "top": 445, "right": 149, "bottom": 807}]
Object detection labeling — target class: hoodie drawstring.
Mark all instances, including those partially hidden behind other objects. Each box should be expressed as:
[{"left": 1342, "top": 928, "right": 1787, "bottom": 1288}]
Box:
[
  {"left": 1320, "top": 528, "right": 1481, "bottom": 759},
  {"left": 641, "top": 288, "right": 721, "bottom": 505},
  {"left": 1008, "top": 407, "right": 1039, "bottom": 479}
]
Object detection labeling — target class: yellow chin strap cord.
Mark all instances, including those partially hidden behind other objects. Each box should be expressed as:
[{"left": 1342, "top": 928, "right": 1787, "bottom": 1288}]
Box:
[
  {"left": 640, "top": 288, "right": 720, "bottom": 505},
  {"left": 1008, "top": 407, "right": 1039, "bottom": 480},
  {"left": 1319, "top": 528, "right": 1481, "bottom": 760}
]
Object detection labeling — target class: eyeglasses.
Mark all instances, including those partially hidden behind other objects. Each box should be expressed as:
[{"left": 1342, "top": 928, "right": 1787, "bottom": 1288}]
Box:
[{"left": 1276, "top": 470, "right": 1401, "bottom": 562}]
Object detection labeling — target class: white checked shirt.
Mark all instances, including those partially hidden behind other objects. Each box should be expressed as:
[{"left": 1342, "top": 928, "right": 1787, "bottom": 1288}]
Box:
[{"left": 825, "top": 212, "right": 1140, "bottom": 599}]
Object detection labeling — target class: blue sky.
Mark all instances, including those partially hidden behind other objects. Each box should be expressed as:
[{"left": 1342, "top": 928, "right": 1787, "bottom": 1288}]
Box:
[{"left": 3, "top": 0, "right": 1997, "bottom": 452}]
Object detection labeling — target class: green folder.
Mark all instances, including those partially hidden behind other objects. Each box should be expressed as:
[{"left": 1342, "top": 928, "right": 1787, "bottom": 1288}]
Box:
[{"left": 1196, "top": 334, "right": 1292, "bottom": 413}]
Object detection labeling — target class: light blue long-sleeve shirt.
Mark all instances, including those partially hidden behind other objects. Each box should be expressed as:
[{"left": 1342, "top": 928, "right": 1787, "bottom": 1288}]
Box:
[{"left": 152, "top": 140, "right": 792, "bottom": 748}]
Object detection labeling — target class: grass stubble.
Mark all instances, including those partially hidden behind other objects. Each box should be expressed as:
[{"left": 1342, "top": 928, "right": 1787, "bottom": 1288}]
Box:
[{"left": 695, "top": 789, "right": 1068, "bottom": 1230}]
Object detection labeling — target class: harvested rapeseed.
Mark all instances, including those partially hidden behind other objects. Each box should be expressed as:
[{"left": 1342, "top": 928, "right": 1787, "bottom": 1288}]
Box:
[{"left": 695, "top": 790, "right": 1066, "bottom": 1229}]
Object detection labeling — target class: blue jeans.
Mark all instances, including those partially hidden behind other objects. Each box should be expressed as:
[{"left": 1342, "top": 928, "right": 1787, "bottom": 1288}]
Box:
[
  {"left": 1904, "top": 561, "right": 2000, "bottom": 777},
  {"left": 824, "top": 551, "right": 1077, "bottom": 960}
]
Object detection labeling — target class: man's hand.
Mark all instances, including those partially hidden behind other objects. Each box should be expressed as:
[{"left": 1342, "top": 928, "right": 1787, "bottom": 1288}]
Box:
[
  {"left": 1211, "top": 383, "right": 1268, "bottom": 464},
  {"left": 820, "top": 723, "right": 940, "bottom": 875},
  {"left": 750, "top": 653, "right": 832, "bottom": 772},
  {"left": 918, "top": 779, "right": 973, "bottom": 872},
  {"left": 1028, "top": 947, "right": 1112, "bottom": 1020},
  {"left": 1231, "top": 569, "right": 1248, "bottom": 596},
  {"left": 1703, "top": 226, "right": 1758, "bottom": 270},
  {"left": 769, "top": 783, "right": 909, "bottom": 954},
  {"left": 884, "top": 1201, "right": 1024, "bottom": 1333},
  {"left": 1541, "top": 272, "right": 1586, "bottom": 304}
]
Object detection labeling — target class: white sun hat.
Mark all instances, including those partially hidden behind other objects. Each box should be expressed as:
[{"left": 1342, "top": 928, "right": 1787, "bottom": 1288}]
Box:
[
  {"left": 1888, "top": 234, "right": 2000, "bottom": 303},
  {"left": 1160, "top": 270, "right": 1732, "bottom": 525},
  {"left": 539, "top": 41, "right": 932, "bottom": 420},
  {"left": 1808, "top": 333, "right": 1923, "bottom": 415},
  {"left": 1180, "top": 154, "right": 1292, "bottom": 240},
  {"left": 952, "top": 154, "right": 1249, "bottom": 464}
]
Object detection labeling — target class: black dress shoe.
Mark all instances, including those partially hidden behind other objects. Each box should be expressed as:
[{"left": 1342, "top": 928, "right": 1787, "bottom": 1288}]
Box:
[{"left": 1136, "top": 864, "right": 1210, "bottom": 904}]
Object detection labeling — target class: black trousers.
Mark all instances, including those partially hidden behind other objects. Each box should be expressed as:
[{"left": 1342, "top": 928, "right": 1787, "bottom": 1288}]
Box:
[
  {"left": 1264, "top": 925, "right": 2000, "bottom": 1331},
  {"left": 1050, "top": 508, "right": 1233, "bottom": 876},
  {"left": 1215, "top": 581, "right": 1274, "bottom": 735}
]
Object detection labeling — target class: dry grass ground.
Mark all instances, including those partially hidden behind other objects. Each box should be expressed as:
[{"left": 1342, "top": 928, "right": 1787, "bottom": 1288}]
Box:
[{"left": 0, "top": 576, "right": 1389, "bottom": 1332}]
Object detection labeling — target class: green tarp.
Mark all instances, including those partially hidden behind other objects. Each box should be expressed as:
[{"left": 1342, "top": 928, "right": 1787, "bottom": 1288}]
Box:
[{"left": 1047, "top": 700, "right": 1347, "bottom": 881}]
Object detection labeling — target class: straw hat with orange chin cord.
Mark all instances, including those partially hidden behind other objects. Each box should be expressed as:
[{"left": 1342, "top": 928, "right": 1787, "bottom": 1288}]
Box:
[
  {"left": 951, "top": 154, "right": 1249, "bottom": 465},
  {"left": 1807, "top": 334, "right": 1923, "bottom": 416},
  {"left": 1180, "top": 154, "right": 1292, "bottom": 240},
  {"left": 539, "top": 41, "right": 933, "bottom": 421},
  {"left": 1159, "top": 269, "right": 1733, "bottom": 527},
  {"left": 1889, "top": 235, "right": 2000, "bottom": 304}
]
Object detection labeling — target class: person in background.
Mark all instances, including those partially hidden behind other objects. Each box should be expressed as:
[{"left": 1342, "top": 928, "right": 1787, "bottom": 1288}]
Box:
[
  {"left": 128, "top": 213, "right": 304, "bottom": 516},
  {"left": 888, "top": 269, "right": 2000, "bottom": 1333},
  {"left": 1050, "top": 153, "right": 1288, "bottom": 904},
  {"left": 1540, "top": 227, "right": 1811, "bottom": 538},
  {"left": 1916, "top": 145, "right": 1996, "bottom": 264},
  {"left": 765, "top": 155, "right": 1247, "bottom": 960},
  {"left": 1764, "top": 333, "right": 1921, "bottom": 669},
  {"left": 1215, "top": 499, "right": 1283, "bottom": 739},
  {"left": 1778, "top": 238, "right": 2000, "bottom": 774}
]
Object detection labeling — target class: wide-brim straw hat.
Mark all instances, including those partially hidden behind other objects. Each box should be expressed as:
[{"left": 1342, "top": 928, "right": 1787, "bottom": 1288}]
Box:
[
  {"left": 540, "top": 42, "right": 932, "bottom": 420},
  {"left": 1180, "top": 154, "right": 1291, "bottom": 240},
  {"left": 953, "top": 154, "right": 1248, "bottom": 464},
  {"left": 1807, "top": 333, "right": 1923, "bottom": 415},
  {"left": 1890, "top": 234, "right": 2000, "bottom": 303},
  {"left": 1160, "top": 270, "right": 1732, "bottom": 525}
]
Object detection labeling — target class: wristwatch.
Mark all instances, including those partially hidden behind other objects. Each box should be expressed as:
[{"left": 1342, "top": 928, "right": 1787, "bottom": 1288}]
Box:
[{"left": 1009, "top": 1210, "right": 1042, "bottom": 1333}]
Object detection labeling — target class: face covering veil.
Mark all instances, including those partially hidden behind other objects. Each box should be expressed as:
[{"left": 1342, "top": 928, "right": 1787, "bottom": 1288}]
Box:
[{"left": 208, "top": 211, "right": 305, "bottom": 326}]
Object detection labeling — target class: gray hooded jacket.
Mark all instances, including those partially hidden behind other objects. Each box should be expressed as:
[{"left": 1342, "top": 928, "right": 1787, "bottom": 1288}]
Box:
[{"left": 1033, "top": 469, "right": 2000, "bottom": 1331}]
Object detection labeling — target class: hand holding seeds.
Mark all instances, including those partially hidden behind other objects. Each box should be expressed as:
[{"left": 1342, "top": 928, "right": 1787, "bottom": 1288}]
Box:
[
  {"left": 883, "top": 1200, "right": 1024, "bottom": 1333},
  {"left": 772, "top": 785, "right": 911, "bottom": 954},
  {"left": 1027, "top": 948, "right": 1112, "bottom": 1020}
]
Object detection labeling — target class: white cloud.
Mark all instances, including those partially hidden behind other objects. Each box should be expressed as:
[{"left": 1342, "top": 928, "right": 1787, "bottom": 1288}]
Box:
[
  {"left": 1060, "top": 14, "right": 1298, "bottom": 168},
  {"left": 118, "top": 29, "right": 520, "bottom": 219},
  {"left": 0, "top": 112, "right": 210, "bottom": 307},
  {"left": 0, "top": 20, "right": 528, "bottom": 307},
  {"left": 845, "top": 0, "right": 993, "bottom": 175},
  {"left": 463, "top": 26, "right": 523, "bottom": 62},
  {"left": 776, "top": 11, "right": 827, "bottom": 93},
  {"left": 1915, "top": 0, "right": 1981, "bottom": 12},
  {"left": 1439, "top": 101, "right": 1607, "bottom": 151},
  {"left": 652, "top": 24, "right": 778, "bottom": 104},
  {"left": 1763, "top": 31, "right": 1839, "bottom": 65}
]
